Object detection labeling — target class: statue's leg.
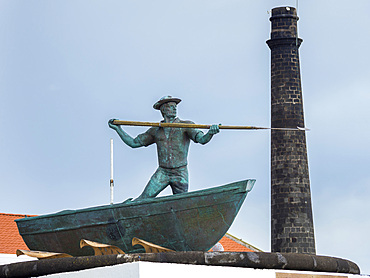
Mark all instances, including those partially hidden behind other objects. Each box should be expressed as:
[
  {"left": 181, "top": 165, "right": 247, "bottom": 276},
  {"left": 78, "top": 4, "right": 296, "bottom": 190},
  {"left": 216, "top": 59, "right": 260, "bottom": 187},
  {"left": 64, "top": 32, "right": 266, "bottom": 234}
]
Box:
[
  {"left": 169, "top": 166, "right": 189, "bottom": 194},
  {"left": 136, "top": 167, "right": 169, "bottom": 200}
]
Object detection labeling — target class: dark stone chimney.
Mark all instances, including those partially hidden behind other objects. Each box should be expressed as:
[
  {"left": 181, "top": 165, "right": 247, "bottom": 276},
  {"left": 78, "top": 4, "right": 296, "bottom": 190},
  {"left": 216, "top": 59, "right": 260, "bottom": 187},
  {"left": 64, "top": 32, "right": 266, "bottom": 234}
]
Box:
[{"left": 266, "top": 7, "right": 316, "bottom": 254}]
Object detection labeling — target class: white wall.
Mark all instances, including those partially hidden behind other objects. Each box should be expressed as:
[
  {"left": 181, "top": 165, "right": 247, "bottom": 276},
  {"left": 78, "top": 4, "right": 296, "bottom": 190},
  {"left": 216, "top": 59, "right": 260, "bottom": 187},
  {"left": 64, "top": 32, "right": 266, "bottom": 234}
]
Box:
[{"left": 0, "top": 254, "right": 37, "bottom": 265}]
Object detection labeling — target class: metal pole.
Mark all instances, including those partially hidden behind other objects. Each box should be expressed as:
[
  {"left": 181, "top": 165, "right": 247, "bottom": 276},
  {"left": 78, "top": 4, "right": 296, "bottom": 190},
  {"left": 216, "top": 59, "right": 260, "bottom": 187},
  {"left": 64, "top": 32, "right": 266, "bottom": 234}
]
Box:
[
  {"left": 110, "top": 138, "right": 114, "bottom": 205},
  {"left": 112, "top": 120, "right": 308, "bottom": 131}
]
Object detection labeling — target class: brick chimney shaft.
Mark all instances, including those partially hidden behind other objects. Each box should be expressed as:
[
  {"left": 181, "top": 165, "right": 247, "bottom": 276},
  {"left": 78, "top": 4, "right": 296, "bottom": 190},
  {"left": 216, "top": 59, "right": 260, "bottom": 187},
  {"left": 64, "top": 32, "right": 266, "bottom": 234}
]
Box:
[{"left": 267, "top": 6, "right": 316, "bottom": 254}]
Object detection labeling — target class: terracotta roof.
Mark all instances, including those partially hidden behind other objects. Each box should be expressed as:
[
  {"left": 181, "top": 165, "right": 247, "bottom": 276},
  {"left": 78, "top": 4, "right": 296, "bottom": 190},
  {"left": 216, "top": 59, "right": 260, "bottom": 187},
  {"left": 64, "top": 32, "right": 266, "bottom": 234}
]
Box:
[
  {"left": 0, "top": 212, "right": 261, "bottom": 254},
  {"left": 0, "top": 213, "right": 35, "bottom": 254},
  {"left": 218, "top": 233, "right": 262, "bottom": 252}
]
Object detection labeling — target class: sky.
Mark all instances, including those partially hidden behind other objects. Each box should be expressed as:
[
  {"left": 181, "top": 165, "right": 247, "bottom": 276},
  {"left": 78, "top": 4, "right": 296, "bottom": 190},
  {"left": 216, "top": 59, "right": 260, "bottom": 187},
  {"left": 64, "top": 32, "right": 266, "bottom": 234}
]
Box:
[{"left": 1, "top": 0, "right": 369, "bottom": 274}]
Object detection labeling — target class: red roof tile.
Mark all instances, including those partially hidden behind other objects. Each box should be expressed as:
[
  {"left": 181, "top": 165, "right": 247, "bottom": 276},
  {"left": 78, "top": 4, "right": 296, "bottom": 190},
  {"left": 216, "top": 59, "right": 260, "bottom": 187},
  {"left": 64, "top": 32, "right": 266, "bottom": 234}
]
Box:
[
  {"left": 219, "top": 233, "right": 261, "bottom": 252},
  {"left": 219, "top": 236, "right": 253, "bottom": 252},
  {"left": 0, "top": 213, "right": 35, "bottom": 254}
]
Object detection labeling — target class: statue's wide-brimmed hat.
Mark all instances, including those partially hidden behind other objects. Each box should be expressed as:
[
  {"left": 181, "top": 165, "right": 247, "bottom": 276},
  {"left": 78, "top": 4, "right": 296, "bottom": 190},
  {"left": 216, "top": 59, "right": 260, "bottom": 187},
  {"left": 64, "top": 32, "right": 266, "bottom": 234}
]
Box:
[{"left": 153, "top": 96, "right": 182, "bottom": 110}]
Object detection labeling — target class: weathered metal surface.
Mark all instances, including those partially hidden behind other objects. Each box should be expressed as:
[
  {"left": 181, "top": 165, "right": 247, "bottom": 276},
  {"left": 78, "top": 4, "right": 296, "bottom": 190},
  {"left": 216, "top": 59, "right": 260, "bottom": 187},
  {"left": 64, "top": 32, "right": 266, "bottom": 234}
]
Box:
[
  {"left": 0, "top": 252, "right": 360, "bottom": 278},
  {"left": 16, "top": 180, "right": 254, "bottom": 256},
  {"left": 80, "top": 239, "right": 125, "bottom": 256},
  {"left": 108, "top": 96, "right": 220, "bottom": 200},
  {"left": 132, "top": 237, "right": 174, "bottom": 253}
]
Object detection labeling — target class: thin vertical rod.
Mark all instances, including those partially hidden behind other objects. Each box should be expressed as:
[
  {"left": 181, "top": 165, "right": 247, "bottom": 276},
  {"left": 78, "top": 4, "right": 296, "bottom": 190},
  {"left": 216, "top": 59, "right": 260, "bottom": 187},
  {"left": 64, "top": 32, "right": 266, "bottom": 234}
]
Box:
[{"left": 110, "top": 138, "right": 114, "bottom": 205}]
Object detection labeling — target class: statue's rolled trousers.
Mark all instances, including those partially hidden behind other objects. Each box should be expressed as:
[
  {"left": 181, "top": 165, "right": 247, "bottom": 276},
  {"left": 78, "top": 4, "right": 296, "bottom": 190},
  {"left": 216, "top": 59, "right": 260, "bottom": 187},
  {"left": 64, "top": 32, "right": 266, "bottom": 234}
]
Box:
[{"left": 109, "top": 96, "right": 220, "bottom": 200}]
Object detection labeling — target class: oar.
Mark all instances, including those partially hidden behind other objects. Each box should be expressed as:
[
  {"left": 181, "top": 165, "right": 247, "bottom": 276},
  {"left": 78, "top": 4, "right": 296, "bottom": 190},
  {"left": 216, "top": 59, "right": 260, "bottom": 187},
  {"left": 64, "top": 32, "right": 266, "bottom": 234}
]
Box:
[{"left": 112, "top": 120, "right": 309, "bottom": 131}]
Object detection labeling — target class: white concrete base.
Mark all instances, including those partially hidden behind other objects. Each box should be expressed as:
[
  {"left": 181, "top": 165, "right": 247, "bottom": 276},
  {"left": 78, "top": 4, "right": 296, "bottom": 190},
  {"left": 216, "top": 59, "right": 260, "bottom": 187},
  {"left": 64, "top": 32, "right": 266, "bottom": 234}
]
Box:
[
  {"left": 43, "top": 261, "right": 368, "bottom": 278},
  {"left": 0, "top": 254, "right": 37, "bottom": 265}
]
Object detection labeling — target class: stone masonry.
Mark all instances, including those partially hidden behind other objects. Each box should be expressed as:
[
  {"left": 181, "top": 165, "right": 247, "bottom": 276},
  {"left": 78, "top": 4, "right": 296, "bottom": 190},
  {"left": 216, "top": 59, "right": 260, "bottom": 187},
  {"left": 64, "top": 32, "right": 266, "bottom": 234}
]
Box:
[{"left": 266, "top": 7, "right": 316, "bottom": 254}]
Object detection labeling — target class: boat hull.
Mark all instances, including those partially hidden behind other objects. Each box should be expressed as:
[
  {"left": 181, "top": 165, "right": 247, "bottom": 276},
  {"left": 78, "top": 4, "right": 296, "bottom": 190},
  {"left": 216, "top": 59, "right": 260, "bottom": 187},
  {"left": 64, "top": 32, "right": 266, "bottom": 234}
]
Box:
[{"left": 16, "top": 180, "right": 255, "bottom": 256}]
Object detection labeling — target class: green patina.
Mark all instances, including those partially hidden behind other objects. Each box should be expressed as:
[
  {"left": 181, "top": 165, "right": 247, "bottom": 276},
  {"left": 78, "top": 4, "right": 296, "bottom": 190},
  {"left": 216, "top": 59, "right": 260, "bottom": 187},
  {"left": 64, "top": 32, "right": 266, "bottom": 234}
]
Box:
[
  {"left": 108, "top": 96, "right": 220, "bottom": 200},
  {"left": 14, "top": 97, "right": 255, "bottom": 256},
  {"left": 16, "top": 180, "right": 255, "bottom": 256}
]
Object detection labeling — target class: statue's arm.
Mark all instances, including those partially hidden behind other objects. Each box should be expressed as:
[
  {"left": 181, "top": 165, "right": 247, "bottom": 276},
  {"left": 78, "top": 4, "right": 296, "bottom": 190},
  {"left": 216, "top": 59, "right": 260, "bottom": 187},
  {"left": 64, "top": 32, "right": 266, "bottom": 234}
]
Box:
[
  {"left": 196, "top": 124, "right": 220, "bottom": 145},
  {"left": 108, "top": 119, "right": 143, "bottom": 148}
]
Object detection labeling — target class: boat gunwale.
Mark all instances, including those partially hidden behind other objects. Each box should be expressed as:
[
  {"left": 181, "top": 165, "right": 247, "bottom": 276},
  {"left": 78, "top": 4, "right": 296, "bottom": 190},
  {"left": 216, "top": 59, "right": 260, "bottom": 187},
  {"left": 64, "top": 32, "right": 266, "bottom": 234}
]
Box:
[
  {"left": 18, "top": 196, "right": 246, "bottom": 236},
  {"left": 15, "top": 179, "right": 254, "bottom": 224}
]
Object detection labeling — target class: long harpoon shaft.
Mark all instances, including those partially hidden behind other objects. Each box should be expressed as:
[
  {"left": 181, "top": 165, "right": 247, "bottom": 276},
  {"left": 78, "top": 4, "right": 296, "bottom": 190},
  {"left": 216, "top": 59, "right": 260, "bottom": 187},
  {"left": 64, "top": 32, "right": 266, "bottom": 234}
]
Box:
[{"left": 112, "top": 120, "right": 308, "bottom": 131}]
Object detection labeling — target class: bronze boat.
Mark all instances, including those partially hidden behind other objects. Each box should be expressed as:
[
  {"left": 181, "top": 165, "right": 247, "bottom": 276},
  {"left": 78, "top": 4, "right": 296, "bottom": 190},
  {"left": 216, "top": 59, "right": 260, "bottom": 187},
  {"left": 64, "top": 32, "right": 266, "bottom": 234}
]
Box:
[{"left": 16, "top": 179, "right": 255, "bottom": 256}]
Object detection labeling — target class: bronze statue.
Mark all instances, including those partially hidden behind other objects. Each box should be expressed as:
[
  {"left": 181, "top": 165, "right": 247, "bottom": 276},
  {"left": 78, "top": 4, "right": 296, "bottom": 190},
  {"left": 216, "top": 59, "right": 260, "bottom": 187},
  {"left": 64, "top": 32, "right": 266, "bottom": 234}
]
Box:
[{"left": 109, "top": 96, "right": 220, "bottom": 199}]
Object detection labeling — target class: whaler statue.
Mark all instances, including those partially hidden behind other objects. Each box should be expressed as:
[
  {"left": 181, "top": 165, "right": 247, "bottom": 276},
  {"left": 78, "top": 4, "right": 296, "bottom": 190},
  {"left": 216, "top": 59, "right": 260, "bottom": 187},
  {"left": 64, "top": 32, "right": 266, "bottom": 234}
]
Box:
[
  {"left": 15, "top": 96, "right": 256, "bottom": 256},
  {"left": 108, "top": 96, "right": 220, "bottom": 200}
]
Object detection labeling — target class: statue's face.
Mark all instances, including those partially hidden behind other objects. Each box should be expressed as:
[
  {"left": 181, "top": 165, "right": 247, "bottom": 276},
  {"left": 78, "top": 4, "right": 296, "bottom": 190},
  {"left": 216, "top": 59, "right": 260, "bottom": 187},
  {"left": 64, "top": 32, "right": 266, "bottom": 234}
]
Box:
[{"left": 160, "top": 102, "right": 177, "bottom": 119}]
